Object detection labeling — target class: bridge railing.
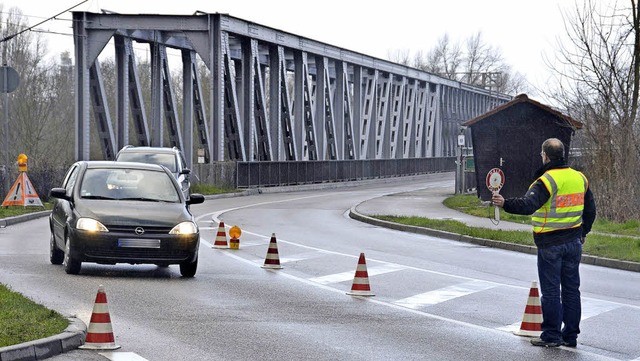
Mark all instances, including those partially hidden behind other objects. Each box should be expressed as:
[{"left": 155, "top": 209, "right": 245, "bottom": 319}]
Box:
[{"left": 233, "top": 158, "right": 456, "bottom": 188}]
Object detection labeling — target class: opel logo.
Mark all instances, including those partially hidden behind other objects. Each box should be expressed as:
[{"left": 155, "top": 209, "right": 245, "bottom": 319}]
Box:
[{"left": 135, "top": 227, "right": 145, "bottom": 235}]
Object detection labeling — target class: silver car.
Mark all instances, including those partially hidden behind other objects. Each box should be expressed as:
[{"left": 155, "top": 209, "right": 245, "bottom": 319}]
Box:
[{"left": 115, "top": 146, "right": 191, "bottom": 198}]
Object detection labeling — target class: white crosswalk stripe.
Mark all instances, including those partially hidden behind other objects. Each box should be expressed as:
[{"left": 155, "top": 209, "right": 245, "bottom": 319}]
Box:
[
  {"left": 309, "top": 263, "right": 407, "bottom": 284},
  {"left": 99, "top": 352, "right": 149, "bottom": 361},
  {"left": 393, "top": 280, "right": 497, "bottom": 309},
  {"left": 496, "top": 296, "right": 624, "bottom": 333}
]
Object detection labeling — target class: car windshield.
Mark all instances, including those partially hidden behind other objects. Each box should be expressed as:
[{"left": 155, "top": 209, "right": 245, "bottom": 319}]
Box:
[
  {"left": 117, "top": 152, "right": 177, "bottom": 172},
  {"left": 80, "top": 168, "right": 180, "bottom": 202}
]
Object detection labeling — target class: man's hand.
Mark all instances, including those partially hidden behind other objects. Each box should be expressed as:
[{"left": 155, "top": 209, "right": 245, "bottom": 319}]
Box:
[
  {"left": 491, "top": 193, "right": 505, "bottom": 208},
  {"left": 581, "top": 236, "right": 586, "bottom": 244}
]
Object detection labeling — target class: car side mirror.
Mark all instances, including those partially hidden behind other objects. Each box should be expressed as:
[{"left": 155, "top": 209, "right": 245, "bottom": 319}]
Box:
[
  {"left": 49, "top": 188, "right": 71, "bottom": 202},
  {"left": 180, "top": 168, "right": 191, "bottom": 175},
  {"left": 187, "top": 193, "right": 204, "bottom": 205}
]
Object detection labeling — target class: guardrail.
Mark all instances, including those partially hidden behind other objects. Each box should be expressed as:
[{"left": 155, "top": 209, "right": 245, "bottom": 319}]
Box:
[{"left": 235, "top": 158, "right": 456, "bottom": 188}]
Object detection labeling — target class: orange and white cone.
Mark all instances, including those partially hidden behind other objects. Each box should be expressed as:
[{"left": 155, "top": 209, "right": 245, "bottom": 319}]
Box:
[
  {"left": 261, "top": 233, "right": 282, "bottom": 269},
  {"left": 513, "top": 281, "right": 543, "bottom": 337},
  {"left": 212, "top": 221, "right": 228, "bottom": 249},
  {"left": 346, "top": 253, "right": 374, "bottom": 296},
  {"left": 79, "top": 285, "right": 121, "bottom": 350}
]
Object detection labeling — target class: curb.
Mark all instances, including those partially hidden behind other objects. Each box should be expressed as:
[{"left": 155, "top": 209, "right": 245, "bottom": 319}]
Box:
[
  {"left": 348, "top": 205, "right": 640, "bottom": 273},
  {"left": 0, "top": 317, "right": 86, "bottom": 361},
  {"left": 0, "top": 211, "right": 51, "bottom": 228}
]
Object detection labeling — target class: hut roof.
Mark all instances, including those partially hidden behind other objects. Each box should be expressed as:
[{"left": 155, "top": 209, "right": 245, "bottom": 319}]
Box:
[{"left": 461, "top": 94, "right": 583, "bottom": 129}]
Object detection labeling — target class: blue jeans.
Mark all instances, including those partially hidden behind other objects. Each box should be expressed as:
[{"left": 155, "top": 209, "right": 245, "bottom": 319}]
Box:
[{"left": 537, "top": 238, "right": 582, "bottom": 343}]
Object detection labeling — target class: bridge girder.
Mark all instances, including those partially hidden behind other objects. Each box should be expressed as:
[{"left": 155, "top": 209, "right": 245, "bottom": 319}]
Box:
[{"left": 72, "top": 11, "right": 511, "bottom": 166}]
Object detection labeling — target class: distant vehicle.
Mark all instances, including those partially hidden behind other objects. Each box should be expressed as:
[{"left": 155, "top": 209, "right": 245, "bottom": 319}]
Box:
[
  {"left": 48, "top": 161, "right": 205, "bottom": 277},
  {"left": 115, "top": 146, "right": 191, "bottom": 198}
]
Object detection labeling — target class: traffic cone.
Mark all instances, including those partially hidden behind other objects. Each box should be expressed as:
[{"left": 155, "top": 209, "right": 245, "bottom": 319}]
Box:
[
  {"left": 212, "top": 221, "right": 228, "bottom": 248},
  {"left": 513, "top": 281, "right": 543, "bottom": 337},
  {"left": 346, "top": 253, "right": 374, "bottom": 296},
  {"left": 261, "top": 233, "right": 282, "bottom": 269},
  {"left": 79, "top": 285, "right": 121, "bottom": 350}
]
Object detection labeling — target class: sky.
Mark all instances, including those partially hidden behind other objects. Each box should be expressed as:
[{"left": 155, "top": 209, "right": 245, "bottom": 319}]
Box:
[{"left": 0, "top": 0, "right": 582, "bottom": 99}]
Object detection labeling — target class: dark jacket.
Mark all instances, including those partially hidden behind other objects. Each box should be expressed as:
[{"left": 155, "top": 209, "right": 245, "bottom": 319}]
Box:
[{"left": 502, "top": 159, "right": 596, "bottom": 249}]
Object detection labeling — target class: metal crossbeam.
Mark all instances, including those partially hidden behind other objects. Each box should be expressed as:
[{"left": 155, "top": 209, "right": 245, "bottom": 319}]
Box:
[
  {"left": 184, "top": 51, "right": 210, "bottom": 163},
  {"left": 160, "top": 45, "right": 183, "bottom": 150},
  {"left": 124, "top": 38, "right": 150, "bottom": 148},
  {"left": 88, "top": 62, "right": 116, "bottom": 160}
]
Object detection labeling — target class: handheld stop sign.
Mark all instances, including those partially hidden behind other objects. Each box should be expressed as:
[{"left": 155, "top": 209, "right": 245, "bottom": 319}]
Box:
[
  {"left": 486, "top": 168, "right": 505, "bottom": 221},
  {"left": 486, "top": 168, "right": 504, "bottom": 193}
]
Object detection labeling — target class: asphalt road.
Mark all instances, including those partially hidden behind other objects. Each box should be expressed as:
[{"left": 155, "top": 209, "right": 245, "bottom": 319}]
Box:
[{"left": 1, "top": 173, "right": 639, "bottom": 360}]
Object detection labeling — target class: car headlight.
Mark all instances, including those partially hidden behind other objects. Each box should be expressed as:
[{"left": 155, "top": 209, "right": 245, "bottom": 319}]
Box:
[
  {"left": 169, "top": 221, "right": 198, "bottom": 235},
  {"left": 76, "top": 218, "right": 109, "bottom": 232}
]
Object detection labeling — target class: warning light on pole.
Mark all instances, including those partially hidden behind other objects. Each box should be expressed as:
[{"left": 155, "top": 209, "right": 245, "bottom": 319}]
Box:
[
  {"left": 229, "top": 225, "right": 241, "bottom": 250},
  {"left": 17, "top": 153, "right": 27, "bottom": 172}
]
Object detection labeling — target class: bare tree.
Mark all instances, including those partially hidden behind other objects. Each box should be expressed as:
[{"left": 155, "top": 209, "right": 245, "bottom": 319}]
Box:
[
  {"left": 387, "top": 32, "right": 532, "bottom": 95},
  {"left": 386, "top": 48, "right": 411, "bottom": 66},
  {"left": 547, "top": 0, "right": 640, "bottom": 221},
  {"left": 423, "top": 33, "right": 464, "bottom": 79},
  {"left": 0, "top": 7, "right": 75, "bottom": 196}
]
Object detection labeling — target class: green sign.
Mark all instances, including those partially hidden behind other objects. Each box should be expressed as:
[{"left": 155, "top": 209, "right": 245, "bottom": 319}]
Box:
[{"left": 465, "top": 157, "right": 475, "bottom": 171}]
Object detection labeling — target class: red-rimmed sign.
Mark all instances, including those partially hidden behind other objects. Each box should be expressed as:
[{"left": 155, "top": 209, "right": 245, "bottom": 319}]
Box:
[{"left": 486, "top": 168, "right": 505, "bottom": 192}]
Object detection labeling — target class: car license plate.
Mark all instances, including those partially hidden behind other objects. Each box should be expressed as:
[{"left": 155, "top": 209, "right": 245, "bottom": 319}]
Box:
[{"left": 118, "top": 239, "right": 161, "bottom": 248}]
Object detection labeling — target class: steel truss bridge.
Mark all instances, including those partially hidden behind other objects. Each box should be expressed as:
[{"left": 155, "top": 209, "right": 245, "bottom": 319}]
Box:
[{"left": 72, "top": 11, "right": 511, "bottom": 185}]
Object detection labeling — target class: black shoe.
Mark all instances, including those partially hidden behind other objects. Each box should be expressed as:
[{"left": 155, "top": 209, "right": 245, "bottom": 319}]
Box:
[
  {"left": 530, "top": 337, "right": 561, "bottom": 347},
  {"left": 562, "top": 340, "right": 577, "bottom": 347}
]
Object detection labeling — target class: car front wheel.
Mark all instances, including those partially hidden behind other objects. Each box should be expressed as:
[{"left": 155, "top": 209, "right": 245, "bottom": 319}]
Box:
[
  {"left": 179, "top": 254, "right": 198, "bottom": 278},
  {"left": 50, "top": 233, "right": 64, "bottom": 265},
  {"left": 63, "top": 234, "right": 82, "bottom": 275}
]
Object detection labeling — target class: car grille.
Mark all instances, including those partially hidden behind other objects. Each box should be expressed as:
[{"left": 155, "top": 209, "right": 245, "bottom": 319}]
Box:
[
  {"left": 106, "top": 225, "right": 173, "bottom": 235},
  {"left": 86, "top": 248, "right": 191, "bottom": 260}
]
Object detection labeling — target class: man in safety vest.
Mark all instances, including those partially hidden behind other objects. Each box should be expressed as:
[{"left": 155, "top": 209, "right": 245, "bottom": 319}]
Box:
[{"left": 492, "top": 138, "right": 596, "bottom": 348}]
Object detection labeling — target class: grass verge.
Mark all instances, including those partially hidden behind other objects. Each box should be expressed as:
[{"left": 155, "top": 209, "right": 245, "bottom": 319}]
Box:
[
  {"left": 374, "top": 194, "right": 640, "bottom": 263},
  {"left": 190, "top": 183, "right": 241, "bottom": 195},
  {"left": 0, "top": 284, "right": 68, "bottom": 347},
  {"left": 0, "top": 203, "right": 53, "bottom": 219}
]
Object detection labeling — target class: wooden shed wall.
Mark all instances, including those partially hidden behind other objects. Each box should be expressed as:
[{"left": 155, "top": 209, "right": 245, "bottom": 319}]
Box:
[{"left": 471, "top": 102, "right": 574, "bottom": 201}]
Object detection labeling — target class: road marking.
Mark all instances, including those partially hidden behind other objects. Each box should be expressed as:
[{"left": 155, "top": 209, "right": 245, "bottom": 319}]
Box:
[
  {"left": 279, "top": 251, "right": 332, "bottom": 264},
  {"left": 99, "top": 352, "right": 149, "bottom": 361},
  {"left": 393, "top": 280, "right": 497, "bottom": 309},
  {"left": 496, "top": 294, "right": 624, "bottom": 334},
  {"left": 581, "top": 298, "right": 622, "bottom": 319},
  {"left": 309, "top": 263, "right": 407, "bottom": 284}
]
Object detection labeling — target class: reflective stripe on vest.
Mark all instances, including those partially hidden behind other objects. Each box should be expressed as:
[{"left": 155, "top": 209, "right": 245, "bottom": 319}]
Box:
[{"left": 531, "top": 168, "right": 588, "bottom": 234}]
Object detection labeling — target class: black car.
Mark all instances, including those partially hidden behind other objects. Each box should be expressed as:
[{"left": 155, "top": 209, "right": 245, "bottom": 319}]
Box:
[{"left": 48, "top": 161, "right": 205, "bottom": 277}]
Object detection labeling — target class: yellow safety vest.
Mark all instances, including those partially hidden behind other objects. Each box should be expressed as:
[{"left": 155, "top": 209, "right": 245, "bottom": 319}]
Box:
[{"left": 531, "top": 168, "right": 588, "bottom": 234}]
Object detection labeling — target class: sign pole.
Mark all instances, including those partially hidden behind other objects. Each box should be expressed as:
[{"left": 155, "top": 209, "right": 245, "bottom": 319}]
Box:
[{"left": 2, "top": 67, "right": 8, "bottom": 195}]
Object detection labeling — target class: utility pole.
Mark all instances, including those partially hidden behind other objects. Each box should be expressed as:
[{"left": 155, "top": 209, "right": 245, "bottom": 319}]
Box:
[
  {"left": 1, "top": 36, "right": 20, "bottom": 197},
  {"left": 1, "top": 36, "right": 8, "bottom": 197}
]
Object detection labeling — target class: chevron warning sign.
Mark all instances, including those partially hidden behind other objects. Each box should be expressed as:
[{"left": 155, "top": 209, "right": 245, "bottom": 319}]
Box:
[{"left": 2, "top": 172, "right": 43, "bottom": 207}]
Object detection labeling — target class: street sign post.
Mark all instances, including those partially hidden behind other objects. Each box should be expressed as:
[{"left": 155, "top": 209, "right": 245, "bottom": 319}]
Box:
[{"left": 0, "top": 65, "right": 19, "bottom": 196}]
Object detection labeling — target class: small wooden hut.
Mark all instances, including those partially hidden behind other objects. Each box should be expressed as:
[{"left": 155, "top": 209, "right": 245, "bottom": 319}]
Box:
[{"left": 462, "top": 94, "right": 583, "bottom": 201}]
